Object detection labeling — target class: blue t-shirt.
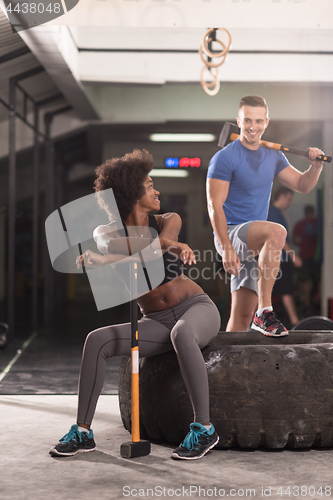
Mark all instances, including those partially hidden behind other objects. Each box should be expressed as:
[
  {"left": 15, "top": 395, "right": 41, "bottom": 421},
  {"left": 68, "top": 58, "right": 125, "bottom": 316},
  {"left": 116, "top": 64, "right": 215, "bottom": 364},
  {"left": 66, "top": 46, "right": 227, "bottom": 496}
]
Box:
[{"left": 207, "top": 139, "right": 290, "bottom": 225}]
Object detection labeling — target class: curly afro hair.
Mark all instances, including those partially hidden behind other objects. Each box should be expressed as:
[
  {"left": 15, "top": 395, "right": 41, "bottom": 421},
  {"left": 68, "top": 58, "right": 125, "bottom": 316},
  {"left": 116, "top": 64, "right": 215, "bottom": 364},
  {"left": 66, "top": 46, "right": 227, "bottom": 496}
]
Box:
[{"left": 94, "top": 149, "right": 153, "bottom": 222}]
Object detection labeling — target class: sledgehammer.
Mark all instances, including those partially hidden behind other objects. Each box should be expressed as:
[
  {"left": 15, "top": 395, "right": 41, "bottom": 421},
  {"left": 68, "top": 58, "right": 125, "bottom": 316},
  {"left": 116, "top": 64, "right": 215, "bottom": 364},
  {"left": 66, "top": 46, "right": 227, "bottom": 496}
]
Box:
[
  {"left": 120, "top": 261, "right": 151, "bottom": 459},
  {"left": 218, "top": 122, "right": 332, "bottom": 163}
]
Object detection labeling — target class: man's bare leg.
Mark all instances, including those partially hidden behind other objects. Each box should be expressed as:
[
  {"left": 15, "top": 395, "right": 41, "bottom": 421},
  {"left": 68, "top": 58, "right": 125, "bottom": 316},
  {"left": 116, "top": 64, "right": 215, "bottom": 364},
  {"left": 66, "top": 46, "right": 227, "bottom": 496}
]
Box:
[
  {"left": 227, "top": 287, "right": 258, "bottom": 332},
  {"left": 246, "top": 221, "right": 287, "bottom": 309}
]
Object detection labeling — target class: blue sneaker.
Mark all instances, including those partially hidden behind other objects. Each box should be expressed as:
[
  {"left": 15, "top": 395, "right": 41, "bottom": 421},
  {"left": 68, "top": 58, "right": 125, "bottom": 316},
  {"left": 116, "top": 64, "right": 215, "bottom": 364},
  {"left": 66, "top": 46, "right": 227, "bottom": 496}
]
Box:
[
  {"left": 171, "top": 423, "right": 219, "bottom": 460},
  {"left": 49, "top": 424, "right": 96, "bottom": 457}
]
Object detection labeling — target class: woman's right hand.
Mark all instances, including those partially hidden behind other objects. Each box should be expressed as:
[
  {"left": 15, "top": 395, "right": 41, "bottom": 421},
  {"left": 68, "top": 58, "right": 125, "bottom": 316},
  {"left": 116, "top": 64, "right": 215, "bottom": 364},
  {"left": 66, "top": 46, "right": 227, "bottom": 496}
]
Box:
[
  {"left": 76, "top": 250, "right": 105, "bottom": 269},
  {"left": 177, "top": 242, "right": 196, "bottom": 265},
  {"left": 166, "top": 241, "right": 196, "bottom": 265}
]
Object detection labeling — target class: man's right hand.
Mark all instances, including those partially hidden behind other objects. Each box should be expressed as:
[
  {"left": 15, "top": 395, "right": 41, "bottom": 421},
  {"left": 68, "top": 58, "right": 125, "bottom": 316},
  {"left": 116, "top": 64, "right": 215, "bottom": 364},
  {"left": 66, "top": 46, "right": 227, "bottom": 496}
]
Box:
[{"left": 222, "top": 244, "right": 241, "bottom": 276}]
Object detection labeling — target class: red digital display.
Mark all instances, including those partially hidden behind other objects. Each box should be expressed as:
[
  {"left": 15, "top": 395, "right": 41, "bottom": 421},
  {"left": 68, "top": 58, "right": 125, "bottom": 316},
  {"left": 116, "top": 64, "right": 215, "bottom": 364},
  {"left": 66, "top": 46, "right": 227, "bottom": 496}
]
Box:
[{"left": 165, "top": 157, "right": 201, "bottom": 168}]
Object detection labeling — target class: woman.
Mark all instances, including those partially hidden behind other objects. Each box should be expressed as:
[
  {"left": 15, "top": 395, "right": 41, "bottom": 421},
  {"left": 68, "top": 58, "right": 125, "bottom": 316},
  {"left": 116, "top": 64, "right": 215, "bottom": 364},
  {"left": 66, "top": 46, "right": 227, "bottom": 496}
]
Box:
[{"left": 50, "top": 149, "right": 221, "bottom": 460}]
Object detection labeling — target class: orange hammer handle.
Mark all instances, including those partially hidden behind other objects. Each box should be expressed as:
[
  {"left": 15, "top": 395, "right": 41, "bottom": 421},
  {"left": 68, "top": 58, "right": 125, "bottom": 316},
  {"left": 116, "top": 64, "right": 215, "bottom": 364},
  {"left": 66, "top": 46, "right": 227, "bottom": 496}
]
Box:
[
  {"left": 229, "top": 133, "right": 332, "bottom": 163},
  {"left": 130, "top": 262, "right": 141, "bottom": 443},
  {"left": 131, "top": 346, "right": 140, "bottom": 442}
]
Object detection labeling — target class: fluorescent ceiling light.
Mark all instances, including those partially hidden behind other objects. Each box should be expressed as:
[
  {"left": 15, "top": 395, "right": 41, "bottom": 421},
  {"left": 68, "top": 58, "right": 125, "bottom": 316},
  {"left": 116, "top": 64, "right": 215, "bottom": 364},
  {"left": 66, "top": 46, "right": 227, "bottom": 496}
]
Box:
[
  {"left": 150, "top": 169, "right": 189, "bottom": 178},
  {"left": 149, "top": 133, "right": 216, "bottom": 142}
]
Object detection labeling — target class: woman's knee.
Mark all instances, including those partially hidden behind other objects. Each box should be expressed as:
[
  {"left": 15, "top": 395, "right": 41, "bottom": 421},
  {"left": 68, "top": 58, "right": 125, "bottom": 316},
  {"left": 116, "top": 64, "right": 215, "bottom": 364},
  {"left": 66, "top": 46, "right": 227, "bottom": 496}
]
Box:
[
  {"left": 84, "top": 327, "right": 114, "bottom": 357},
  {"left": 85, "top": 328, "right": 105, "bottom": 345},
  {"left": 170, "top": 323, "right": 194, "bottom": 350},
  {"left": 170, "top": 323, "right": 216, "bottom": 351}
]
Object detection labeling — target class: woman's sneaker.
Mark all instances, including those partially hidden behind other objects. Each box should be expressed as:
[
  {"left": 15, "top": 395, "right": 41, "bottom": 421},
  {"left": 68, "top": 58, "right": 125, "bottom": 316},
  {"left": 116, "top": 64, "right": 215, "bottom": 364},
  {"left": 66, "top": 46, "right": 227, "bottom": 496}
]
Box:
[
  {"left": 251, "top": 309, "right": 288, "bottom": 337},
  {"left": 171, "top": 423, "right": 219, "bottom": 460},
  {"left": 49, "top": 424, "right": 96, "bottom": 457}
]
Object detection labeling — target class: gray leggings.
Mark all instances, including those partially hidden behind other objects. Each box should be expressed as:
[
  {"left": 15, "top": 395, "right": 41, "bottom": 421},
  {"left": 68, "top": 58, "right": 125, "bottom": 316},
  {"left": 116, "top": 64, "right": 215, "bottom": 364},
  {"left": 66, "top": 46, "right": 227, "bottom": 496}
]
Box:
[{"left": 77, "top": 293, "right": 220, "bottom": 426}]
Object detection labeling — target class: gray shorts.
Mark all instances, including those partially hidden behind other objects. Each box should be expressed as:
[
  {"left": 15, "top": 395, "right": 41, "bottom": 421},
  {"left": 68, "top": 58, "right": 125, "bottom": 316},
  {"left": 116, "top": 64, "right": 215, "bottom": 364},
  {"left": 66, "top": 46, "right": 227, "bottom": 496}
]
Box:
[{"left": 214, "top": 221, "right": 258, "bottom": 295}]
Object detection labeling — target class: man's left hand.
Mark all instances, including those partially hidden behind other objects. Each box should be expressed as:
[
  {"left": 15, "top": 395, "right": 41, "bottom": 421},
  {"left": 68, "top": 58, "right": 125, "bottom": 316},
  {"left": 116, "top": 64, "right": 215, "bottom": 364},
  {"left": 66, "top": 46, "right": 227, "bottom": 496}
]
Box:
[{"left": 308, "top": 147, "right": 324, "bottom": 168}]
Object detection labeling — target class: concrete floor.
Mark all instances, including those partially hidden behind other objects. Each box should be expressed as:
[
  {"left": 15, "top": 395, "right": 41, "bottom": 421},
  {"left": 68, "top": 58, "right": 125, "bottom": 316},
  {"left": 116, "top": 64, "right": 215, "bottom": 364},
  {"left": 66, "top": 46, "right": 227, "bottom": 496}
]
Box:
[{"left": 1, "top": 394, "right": 333, "bottom": 500}]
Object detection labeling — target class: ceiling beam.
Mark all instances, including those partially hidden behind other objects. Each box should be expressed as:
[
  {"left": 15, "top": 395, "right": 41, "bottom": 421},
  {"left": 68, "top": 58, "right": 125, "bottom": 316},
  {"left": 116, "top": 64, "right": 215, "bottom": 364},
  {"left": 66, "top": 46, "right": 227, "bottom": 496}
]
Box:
[
  {"left": 0, "top": 46, "right": 30, "bottom": 64},
  {"left": 17, "top": 26, "right": 100, "bottom": 120},
  {"left": 44, "top": 0, "right": 333, "bottom": 30},
  {"left": 79, "top": 51, "right": 333, "bottom": 84}
]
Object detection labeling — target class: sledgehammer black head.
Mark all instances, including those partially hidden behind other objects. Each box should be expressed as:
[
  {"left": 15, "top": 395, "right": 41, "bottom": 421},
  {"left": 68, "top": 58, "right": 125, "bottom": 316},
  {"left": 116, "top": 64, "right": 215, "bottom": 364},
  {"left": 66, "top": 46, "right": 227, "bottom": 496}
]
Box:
[
  {"left": 120, "top": 440, "right": 151, "bottom": 459},
  {"left": 218, "top": 122, "right": 240, "bottom": 148}
]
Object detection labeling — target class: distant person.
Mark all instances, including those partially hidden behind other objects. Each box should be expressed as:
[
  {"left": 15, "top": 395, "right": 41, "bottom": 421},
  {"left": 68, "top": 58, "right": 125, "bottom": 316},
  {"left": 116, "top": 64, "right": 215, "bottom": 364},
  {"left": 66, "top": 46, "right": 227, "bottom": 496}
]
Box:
[
  {"left": 267, "top": 187, "right": 302, "bottom": 327},
  {"left": 292, "top": 205, "right": 320, "bottom": 311}
]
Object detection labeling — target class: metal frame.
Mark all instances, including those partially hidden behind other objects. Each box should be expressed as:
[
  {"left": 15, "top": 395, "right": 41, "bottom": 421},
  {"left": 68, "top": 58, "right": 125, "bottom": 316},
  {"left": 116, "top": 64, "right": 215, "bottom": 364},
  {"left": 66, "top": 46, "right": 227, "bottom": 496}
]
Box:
[
  {"left": 43, "top": 105, "right": 73, "bottom": 326},
  {"left": 32, "top": 93, "right": 63, "bottom": 329},
  {"left": 7, "top": 67, "right": 44, "bottom": 336},
  {"left": 0, "top": 61, "right": 71, "bottom": 337}
]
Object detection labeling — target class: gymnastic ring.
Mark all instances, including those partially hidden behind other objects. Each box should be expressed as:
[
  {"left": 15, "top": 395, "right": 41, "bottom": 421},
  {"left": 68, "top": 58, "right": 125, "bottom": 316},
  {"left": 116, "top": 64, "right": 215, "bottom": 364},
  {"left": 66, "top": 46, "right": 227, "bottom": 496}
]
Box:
[
  {"left": 201, "top": 68, "right": 220, "bottom": 95},
  {"left": 203, "top": 74, "right": 219, "bottom": 89},
  {"left": 202, "top": 28, "right": 231, "bottom": 58},
  {"left": 199, "top": 45, "right": 227, "bottom": 68},
  {"left": 201, "top": 82, "right": 220, "bottom": 97},
  {"left": 201, "top": 36, "right": 226, "bottom": 60},
  {"left": 201, "top": 66, "right": 219, "bottom": 81},
  {"left": 202, "top": 36, "right": 227, "bottom": 61},
  {"left": 200, "top": 66, "right": 219, "bottom": 87},
  {"left": 200, "top": 66, "right": 220, "bottom": 96}
]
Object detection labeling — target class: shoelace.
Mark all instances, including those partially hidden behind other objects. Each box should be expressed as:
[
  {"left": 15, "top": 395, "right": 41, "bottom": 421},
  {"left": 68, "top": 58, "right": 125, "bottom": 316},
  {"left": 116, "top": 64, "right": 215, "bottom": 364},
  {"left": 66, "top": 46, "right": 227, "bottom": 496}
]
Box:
[
  {"left": 60, "top": 426, "right": 84, "bottom": 444},
  {"left": 257, "top": 310, "right": 275, "bottom": 323},
  {"left": 265, "top": 311, "right": 281, "bottom": 324},
  {"left": 182, "top": 425, "right": 208, "bottom": 451},
  {"left": 261, "top": 311, "right": 287, "bottom": 333},
  {"left": 264, "top": 311, "right": 275, "bottom": 321}
]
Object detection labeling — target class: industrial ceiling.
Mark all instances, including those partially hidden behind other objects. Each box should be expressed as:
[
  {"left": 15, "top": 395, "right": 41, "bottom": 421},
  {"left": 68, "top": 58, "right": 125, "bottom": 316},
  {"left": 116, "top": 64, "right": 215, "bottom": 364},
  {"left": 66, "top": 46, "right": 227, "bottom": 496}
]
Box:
[{"left": 0, "top": 0, "right": 333, "bottom": 158}]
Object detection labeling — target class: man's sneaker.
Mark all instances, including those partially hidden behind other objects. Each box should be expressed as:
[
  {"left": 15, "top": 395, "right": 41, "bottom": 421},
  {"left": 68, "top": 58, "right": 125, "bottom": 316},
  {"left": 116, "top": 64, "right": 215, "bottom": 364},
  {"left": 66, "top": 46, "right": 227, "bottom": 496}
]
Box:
[
  {"left": 171, "top": 422, "right": 219, "bottom": 460},
  {"left": 251, "top": 309, "right": 288, "bottom": 337},
  {"left": 49, "top": 424, "right": 96, "bottom": 457}
]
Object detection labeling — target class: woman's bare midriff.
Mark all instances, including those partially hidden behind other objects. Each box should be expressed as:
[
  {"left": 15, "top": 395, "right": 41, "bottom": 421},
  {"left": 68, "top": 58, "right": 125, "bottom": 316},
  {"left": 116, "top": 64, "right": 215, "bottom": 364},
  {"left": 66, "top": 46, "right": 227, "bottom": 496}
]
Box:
[{"left": 138, "top": 274, "right": 204, "bottom": 315}]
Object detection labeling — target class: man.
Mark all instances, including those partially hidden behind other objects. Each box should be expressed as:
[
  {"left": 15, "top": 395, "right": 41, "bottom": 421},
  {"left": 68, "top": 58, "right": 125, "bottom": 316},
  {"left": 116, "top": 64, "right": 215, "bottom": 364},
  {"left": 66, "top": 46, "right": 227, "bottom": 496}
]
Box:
[
  {"left": 206, "top": 95, "right": 324, "bottom": 336},
  {"left": 267, "top": 186, "right": 302, "bottom": 328},
  {"left": 292, "top": 205, "right": 320, "bottom": 312}
]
